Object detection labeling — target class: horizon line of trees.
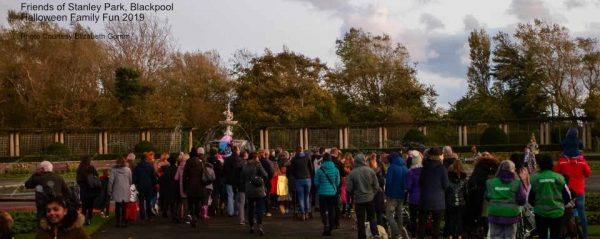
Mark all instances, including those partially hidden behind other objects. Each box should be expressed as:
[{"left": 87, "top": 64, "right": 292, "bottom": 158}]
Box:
[{"left": 1, "top": 11, "right": 599, "bottom": 135}]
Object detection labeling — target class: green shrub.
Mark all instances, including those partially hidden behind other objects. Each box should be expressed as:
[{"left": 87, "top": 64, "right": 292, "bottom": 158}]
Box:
[
  {"left": 403, "top": 128, "right": 428, "bottom": 144},
  {"left": 134, "top": 140, "right": 155, "bottom": 153},
  {"left": 45, "top": 142, "right": 71, "bottom": 156},
  {"left": 10, "top": 212, "right": 37, "bottom": 234},
  {"left": 480, "top": 126, "right": 508, "bottom": 145}
]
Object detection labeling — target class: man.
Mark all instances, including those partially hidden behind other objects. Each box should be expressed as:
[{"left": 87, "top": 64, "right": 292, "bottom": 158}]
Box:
[
  {"left": 554, "top": 128, "right": 591, "bottom": 239},
  {"left": 385, "top": 153, "right": 408, "bottom": 239},
  {"left": 347, "top": 154, "right": 380, "bottom": 239},
  {"left": 259, "top": 149, "right": 275, "bottom": 217},
  {"left": 223, "top": 146, "right": 242, "bottom": 217},
  {"left": 289, "top": 146, "right": 314, "bottom": 220},
  {"left": 25, "top": 161, "right": 70, "bottom": 220}
]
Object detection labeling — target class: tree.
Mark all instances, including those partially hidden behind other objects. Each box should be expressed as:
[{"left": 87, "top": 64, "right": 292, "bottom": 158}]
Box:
[
  {"left": 467, "top": 29, "right": 492, "bottom": 97},
  {"left": 327, "top": 28, "right": 437, "bottom": 123},
  {"left": 233, "top": 49, "right": 345, "bottom": 127}
]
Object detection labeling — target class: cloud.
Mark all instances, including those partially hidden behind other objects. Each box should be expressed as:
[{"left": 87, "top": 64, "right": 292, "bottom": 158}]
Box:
[
  {"left": 417, "top": 70, "right": 467, "bottom": 108},
  {"left": 420, "top": 13, "right": 445, "bottom": 31},
  {"left": 564, "top": 0, "right": 587, "bottom": 9},
  {"left": 507, "top": 0, "right": 553, "bottom": 21},
  {"left": 463, "top": 14, "right": 482, "bottom": 31}
]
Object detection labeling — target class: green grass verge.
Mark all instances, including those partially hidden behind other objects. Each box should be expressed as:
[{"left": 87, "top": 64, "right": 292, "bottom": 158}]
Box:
[{"left": 14, "top": 213, "right": 112, "bottom": 239}]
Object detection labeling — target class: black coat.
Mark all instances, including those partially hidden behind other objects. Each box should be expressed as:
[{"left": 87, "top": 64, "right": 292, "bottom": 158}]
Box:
[
  {"left": 465, "top": 157, "right": 499, "bottom": 220},
  {"left": 419, "top": 159, "right": 449, "bottom": 211},
  {"left": 223, "top": 154, "right": 241, "bottom": 185},
  {"left": 76, "top": 166, "right": 100, "bottom": 200},
  {"left": 183, "top": 157, "right": 207, "bottom": 198},
  {"left": 159, "top": 164, "right": 178, "bottom": 202},
  {"left": 133, "top": 161, "right": 158, "bottom": 196}
]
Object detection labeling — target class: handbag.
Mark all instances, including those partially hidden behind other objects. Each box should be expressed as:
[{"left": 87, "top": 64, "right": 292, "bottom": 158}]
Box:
[
  {"left": 250, "top": 175, "right": 264, "bottom": 187},
  {"left": 87, "top": 174, "right": 101, "bottom": 189}
]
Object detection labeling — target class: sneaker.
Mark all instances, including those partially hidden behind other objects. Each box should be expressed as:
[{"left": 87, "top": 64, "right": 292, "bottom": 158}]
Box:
[
  {"left": 257, "top": 225, "right": 264, "bottom": 236},
  {"left": 265, "top": 212, "right": 272, "bottom": 217},
  {"left": 239, "top": 221, "right": 246, "bottom": 225},
  {"left": 249, "top": 225, "right": 255, "bottom": 234}
]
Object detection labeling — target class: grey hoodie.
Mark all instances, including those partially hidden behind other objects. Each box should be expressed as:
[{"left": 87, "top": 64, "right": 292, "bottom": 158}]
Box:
[
  {"left": 347, "top": 154, "right": 379, "bottom": 204},
  {"left": 108, "top": 165, "right": 132, "bottom": 203}
]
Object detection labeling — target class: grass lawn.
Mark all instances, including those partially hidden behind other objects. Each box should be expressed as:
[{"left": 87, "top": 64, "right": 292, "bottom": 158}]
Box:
[
  {"left": 14, "top": 213, "right": 112, "bottom": 239},
  {"left": 0, "top": 171, "right": 76, "bottom": 181}
]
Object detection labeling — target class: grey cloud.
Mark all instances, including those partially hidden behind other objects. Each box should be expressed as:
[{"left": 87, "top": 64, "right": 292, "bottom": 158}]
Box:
[
  {"left": 564, "top": 0, "right": 587, "bottom": 9},
  {"left": 507, "top": 0, "right": 552, "bottom": 21},
  {"left": 420, "top": 13, "right": 444, "bottom": 31},
  {"left": 463, "top": 14, "right": 481, "bottom": 31}
]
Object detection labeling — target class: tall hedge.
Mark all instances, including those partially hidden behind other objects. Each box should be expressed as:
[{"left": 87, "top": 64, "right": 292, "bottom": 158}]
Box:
[{"left": 480, "top": 126, "right": 508, "bottom": 145}]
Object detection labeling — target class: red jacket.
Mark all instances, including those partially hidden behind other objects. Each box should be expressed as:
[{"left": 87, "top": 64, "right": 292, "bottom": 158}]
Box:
[
  {"left": 554, "top": 155, "right": 591, "bottom": 195},
  {"left": 270, "top": 172, "right": 278, "bottom": 195}
]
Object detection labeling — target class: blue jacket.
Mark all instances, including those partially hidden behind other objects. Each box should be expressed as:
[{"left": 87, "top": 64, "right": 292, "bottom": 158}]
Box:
[
  {"left": 314, "top": 160, "right": 340, "bottom": 196},
  {"left": 385, "top": 153, "right": 408, "bottom": 199}
]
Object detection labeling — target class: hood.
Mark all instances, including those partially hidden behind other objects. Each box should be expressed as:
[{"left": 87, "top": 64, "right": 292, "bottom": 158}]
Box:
[
  {"left": 40, "top": 212, "right": 85, "bottom": 232},
  {"left": 354, "top": 154, "right": 367, "bottom": 168},
  {"left": 389, "top": 153, "right": 405, "bottom": 167},
  {"left": 112, "top": 166, "right": 129, "bottom": 174},
  {"left": 321, "top": 160, "right": 336, "bottom": 170},
  {"left": 565, "top": 127, "right": 579, "bottom": 141},
  {"left": 498, "top": 170, "right": 516, "bottom": 183}
]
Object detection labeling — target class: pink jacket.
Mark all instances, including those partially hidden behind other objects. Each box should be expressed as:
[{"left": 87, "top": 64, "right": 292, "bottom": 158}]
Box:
[{"left": 174, "top": 160, "right": 187, "bottom": 198}]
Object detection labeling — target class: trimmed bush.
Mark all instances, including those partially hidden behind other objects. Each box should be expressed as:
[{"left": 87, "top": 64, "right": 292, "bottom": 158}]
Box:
[
  {"left": 134, "top": 140, "right": 155, "bottom": 153},
  {"left": 403, "top": 128, "right": 428, "bottom": 144},
  {"left": 45, "top": 142, "right": 71, "bottom": 156},
  {"left": 480, "top": 126, "right": 508, "bottom": 145},
  {"left": 10, "top": 212, "right": 37, "bottom": 234}
]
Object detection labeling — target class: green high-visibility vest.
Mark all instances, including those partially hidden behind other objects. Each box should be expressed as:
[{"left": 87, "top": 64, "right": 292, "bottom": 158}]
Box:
[
  {"left": 531, "top": 170, "right": 565, "bottom": 218},
  {"left": 486, "top": 177, "right": 521, "bottom": 217}
]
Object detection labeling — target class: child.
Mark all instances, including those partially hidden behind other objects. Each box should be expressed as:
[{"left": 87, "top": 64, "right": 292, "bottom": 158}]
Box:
[
  {"left": 0, "top": 210, "right": 14, "bottom": 239},
  {"left": 125, "top": 184, "right": 139, "bottom": 224},
  {"left": 97, "top": 168, "right": 111, "bottom": 218},
  {"left": 277, "top": 165, "right": 291, "bottom": 215},
  {"left": 445, "top": 159, "right": 467, "bottom": 239}
]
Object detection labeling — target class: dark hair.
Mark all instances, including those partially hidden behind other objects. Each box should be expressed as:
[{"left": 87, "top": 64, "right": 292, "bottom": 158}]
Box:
[
  {"left": 249, "top": 152, "right": 258, "bottom": 160},
  {"left": 78, "top": 155, "right": 92, "bottom": 170},
  {"left": 116, "top": 155, "right": 126, "bottom": 166},
  {"left": 76, "top": 155, "right": 93, "bottom": 182},
  {"left": 323, "top": 153, "right": 331, "bottom": 161},
  {"left": 44, "top": 196, "right": 78, "bottom": 228},
  {"left": 538, "top": 154, "right": 554, "bottom": 171},
  {"left": 428, "top": 147, "right": 442, "bottom": 156},
  {"left": 509, "top": 153, "right": 524, "bottom": 169}
]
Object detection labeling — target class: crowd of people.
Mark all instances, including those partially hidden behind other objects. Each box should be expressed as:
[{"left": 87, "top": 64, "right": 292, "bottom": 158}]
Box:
[{"left": 0, "top": 127, "right": 591, "bottom": 239}]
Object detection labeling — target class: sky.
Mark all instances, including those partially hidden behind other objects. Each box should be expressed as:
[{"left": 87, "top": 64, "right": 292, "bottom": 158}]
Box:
[{"left": 2, "top": 0, "right": 600, "bottom": 109}]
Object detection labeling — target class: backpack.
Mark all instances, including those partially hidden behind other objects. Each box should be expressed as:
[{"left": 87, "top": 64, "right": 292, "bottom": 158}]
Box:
[
  {"left": 87, "top": 174, "right": 102, "bottom": 189},
  {"left": 202, "top": 162, "right": 216, "bottom": 185}
]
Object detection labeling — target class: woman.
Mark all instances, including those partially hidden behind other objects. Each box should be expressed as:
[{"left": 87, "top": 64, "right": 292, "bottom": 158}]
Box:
[
  {"left": 417, "top": 148, "right": 448, "bottom": 239},
  {"left": 108, "top": 156, "right": 132, "bottom": 227},
  {"left": 241, "top": 152, "right": 268, "bottom": 236},
  {"left": 368, "top": 153, "right": 385, "bottom": 226},
  {"left": 444, "top": 160, "right": 467, "bottom": 239},
  {"left": 465, "top": 155, "right": 499, "bottom": 238},
  {"left": 531, "top": 154, "right": 571, "bottom": 239},
  {"left": 341, "top": 153, "right": 354, "bottom": 218},
  {"left": 442, "top": 146, "right": 457, "bottom": 169},
  {"left": 486, "top": 160, "right": 526, "bottom": 239},
  {"left": 36, "top": 196, "right": 91, "bottom": 239},
  {"left": 405, "top": 150, "right": 423, "bottom": 237},
  {"left": 183, "top": 155, "right": 208, "bottom": 227},
  {"left": 174, "top": 152, "right": 189, "bottom": 222},
  {"left": 237, "top": 151, "right": 249, "bottom": 225},
  {"left": 76, "top": 156, "right": 100, "bottom": 225},
  {"left": 314, "top": 153, "right": 341, "bottom": 236}
]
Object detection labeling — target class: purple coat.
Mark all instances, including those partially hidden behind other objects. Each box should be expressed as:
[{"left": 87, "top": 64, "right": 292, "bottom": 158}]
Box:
[{"left": 406, "top": 167, "right": 422, "bottom": 205}]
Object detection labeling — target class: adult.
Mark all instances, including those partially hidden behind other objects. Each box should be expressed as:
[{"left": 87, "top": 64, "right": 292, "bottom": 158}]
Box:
[
  {"left": 554, "top": 127, "right": 591, "bottom": 239},
  {"left": 223, "top": 146, "right": 242, "bottom": 217},
  {"left": 237, "top": 151, "right": 249, "bottom": 225},
  {"left": 76, "top": 156, "right": 100, "bottom": 225},
  {"left": 486, "top": 160, "right": 527, "bottom": 239},
  {"left": 405, "top": 150, "right": 423, "bottom": 237},
  {"left": 368, "top": 153, "right": 386, "bottom": 226},
  {"left": 133, "top": 151, "right": 158, "bottom": 223},
  {"left": 314, "top": 154, "right": 341, "bottom": 236},
  {"left": 158, "top": 156, "right": 178, "bottom": 221},
  {"left": 531, "top": 154, "right": 571, "bottom": 239},
  {"left": 36, "top": 196, "right": 90, "bottom": 239},
  {"left": 330, "top": 148, "right": 347, "bottom": 228},
  {"left": 174, "top": 152, "right": 189, "bottom": 222},
  {"left": 385, "top": 152, "right": 408, "bottom": 239},
  {"left": 259, "top": 149, "right": 275, "bottom": 217},
  {"left": 465, "top": 155, "right": 499, "bottom": 238},
  {"left": 183, "top": 155, "right": 208, "bottom": 227},
  {"left": 241, "top": 152, "right": 268, "bottom": 236},
  {"left": 108, "top": 156, "right": 132, "bottom": 227},
  {"left": 417, "top": 148, "right": 449, "bottom": 239},
  {"left": 442, "top": 145, "right": 457, "bottom": 169},
  {"left": 347, "top": 154, "right": 380, "bottom": 239},
  {"left": 206, "top": 147, "right": 224, "bottom": 216},
  {"left": 25, "top": 161, "right": 70, "bottom": 220},
  {"left": 288, "top": 146, "right": 314, "bottom": 220}
]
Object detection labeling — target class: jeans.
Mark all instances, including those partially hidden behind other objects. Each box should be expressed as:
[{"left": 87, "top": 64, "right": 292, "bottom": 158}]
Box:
[
  {"left": 385, "top": 197, "right": 404, "bottom": 238},
  {"left": 535, "top": 215, "right": 561, "bottom": 239},
  {"left": 237, "top": 192, "right": 246, "bottom": 223},
  {"left": 295, "top": 178, "right": 311, "bottom": 213},
  {"left": 575, "top": 194, "right": 588, "bottom": 238},
  {"left": 319, "top": 195, "right": 336, "bottom": 231},
  {"left": 418, "top": 210, "right": 442, "bottom": 239},
  {"left": 226, "top": 184, "right": 236, "bottom": 216},
  {"left": 488, "top": 222, "right": 517, "bottom": 239},
  {"left": 138, "top": 192, "right": 153, "bottom": 221},
  {"left": 247, "top": 197, "right": 265, "bottom": 227},
  {"left": 356, "top": 201, "right": 379, "bottom": 239}
]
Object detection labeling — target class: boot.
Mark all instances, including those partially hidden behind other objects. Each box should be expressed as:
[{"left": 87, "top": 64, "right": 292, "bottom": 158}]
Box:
[
  {"left": 202, "top": 205, "right": 210, "bottom": 219},
  {"left": 322, "top": 225, "right": 332, "bottom": 236}
]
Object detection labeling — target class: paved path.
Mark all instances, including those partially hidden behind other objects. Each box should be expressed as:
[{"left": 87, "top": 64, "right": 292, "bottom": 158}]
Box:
[{"left": 93, "top": 213, "right": 357, "bottom": 239}]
